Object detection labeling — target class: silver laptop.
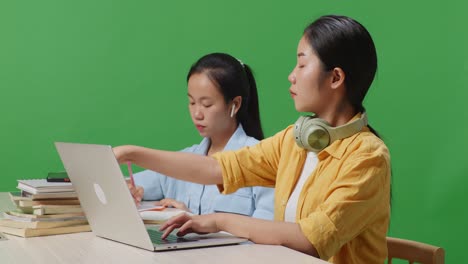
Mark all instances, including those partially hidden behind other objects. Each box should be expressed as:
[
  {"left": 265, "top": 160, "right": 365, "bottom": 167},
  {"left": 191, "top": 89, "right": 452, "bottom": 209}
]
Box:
[{"left": 54, "top": 142, "right": 247, "bottom": 251}]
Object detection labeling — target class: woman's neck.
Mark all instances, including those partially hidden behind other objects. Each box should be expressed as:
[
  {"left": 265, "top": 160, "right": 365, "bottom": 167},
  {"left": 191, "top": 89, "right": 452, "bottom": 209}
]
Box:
[
  {"left": 206, "top": 123, "right": 238, "bottom": 156},
  {"left": 318, "top": 102, "right": 357, "bottom": 127}
]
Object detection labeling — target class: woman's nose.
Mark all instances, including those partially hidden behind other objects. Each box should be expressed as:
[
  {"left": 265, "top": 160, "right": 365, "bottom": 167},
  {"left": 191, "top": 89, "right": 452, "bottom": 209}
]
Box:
[
  {"left": 288, "top": 71, "right": 296, "bottom": 84},
  {"left": 193, "top": 107, "right": 203, "bottom": 119}
]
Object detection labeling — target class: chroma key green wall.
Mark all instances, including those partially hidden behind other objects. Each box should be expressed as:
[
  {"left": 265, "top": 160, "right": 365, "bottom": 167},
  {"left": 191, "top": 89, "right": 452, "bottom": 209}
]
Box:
[{"left": 1, "top": 0, "right": 466, "bottom": 262}]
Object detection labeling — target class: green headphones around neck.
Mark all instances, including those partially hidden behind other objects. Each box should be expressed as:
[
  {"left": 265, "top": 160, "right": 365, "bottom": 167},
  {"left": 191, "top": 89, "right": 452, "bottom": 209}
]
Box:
[{"left": 293, "top": 112, "right": 368, "bottom": 152}]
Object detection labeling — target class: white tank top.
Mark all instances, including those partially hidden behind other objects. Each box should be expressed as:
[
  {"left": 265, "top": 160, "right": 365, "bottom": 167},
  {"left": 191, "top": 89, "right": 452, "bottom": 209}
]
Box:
[{"left": 284, "top": 151, "right": 318, "bottom": 222}]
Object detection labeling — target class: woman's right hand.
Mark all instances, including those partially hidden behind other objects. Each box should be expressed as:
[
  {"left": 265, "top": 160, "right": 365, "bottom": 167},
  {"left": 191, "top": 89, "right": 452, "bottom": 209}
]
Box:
[
  {"left": 159, "top": 213, "right": 221, "bottom": 240},
  {"left": 113, "top": 145, "right": 132, "bottom": 164},
  {"left": 126, "top": 180, "right": 144, "bottom": 206}
]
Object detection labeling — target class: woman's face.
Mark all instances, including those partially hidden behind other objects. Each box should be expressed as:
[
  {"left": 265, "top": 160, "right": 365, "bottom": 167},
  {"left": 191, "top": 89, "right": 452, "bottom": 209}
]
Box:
[
  {"left": 288, "top": 36, "right": 332, "bottom": 113},
  {"left": 187, "top": 73, "right": 235, "bottom": 138}
]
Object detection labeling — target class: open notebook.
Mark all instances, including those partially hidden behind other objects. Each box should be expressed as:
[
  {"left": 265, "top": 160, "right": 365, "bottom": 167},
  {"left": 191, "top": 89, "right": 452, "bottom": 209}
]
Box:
[{"left": 140, "top": 208, "right": 189, "bottom": 224}]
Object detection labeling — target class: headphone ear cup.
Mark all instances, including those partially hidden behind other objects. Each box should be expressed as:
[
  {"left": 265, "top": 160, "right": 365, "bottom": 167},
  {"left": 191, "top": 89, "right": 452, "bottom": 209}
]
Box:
[
  {"left": 305, "top": 126, "right": 330, "bottom": 152},
  {"left": 294, "top": 116, "right": 331, "bottom": 152}
]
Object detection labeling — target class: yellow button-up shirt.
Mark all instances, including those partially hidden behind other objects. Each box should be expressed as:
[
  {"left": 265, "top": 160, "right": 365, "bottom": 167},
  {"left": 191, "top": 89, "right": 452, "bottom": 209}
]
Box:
[{"left": 213, "top": 117, "right": 391, "bottom": 263}]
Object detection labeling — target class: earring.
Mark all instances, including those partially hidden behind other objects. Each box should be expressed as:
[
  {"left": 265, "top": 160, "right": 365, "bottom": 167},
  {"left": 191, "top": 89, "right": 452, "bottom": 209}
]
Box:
[{"left": 230, "top": 104, "right": 236, "bottom": 118}]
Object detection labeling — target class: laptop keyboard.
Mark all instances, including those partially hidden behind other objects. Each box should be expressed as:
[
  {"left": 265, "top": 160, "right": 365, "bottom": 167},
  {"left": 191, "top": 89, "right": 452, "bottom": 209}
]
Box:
[{"left": 147, "top": 228, "right": 197, "bottom": 245}]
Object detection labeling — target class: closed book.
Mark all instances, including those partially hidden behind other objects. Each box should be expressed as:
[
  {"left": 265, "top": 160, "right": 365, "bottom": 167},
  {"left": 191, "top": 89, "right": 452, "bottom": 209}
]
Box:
[
  {"left": 0, "top": 219, "right": 88, "bottom": 229},
  {"left": 9, "top": 191, "right": 78, "bottom": 201},
  {"left": 17, "top": 179, "right": 74, "bottom": 194},
  {"left": 4, "top": 211, "right": 86, "bottom": 222},
  {"left": 0, "top": 224, "right": 91, "bottom": 238},
  {"left": 8, "top": 210, "right": 84, "bottom": 219},
  {"left": 33, "top": 205, "right": 83, "bottom": 215},
  {"left": 18, "top": 199, "right": 80, "bottom": 207}
]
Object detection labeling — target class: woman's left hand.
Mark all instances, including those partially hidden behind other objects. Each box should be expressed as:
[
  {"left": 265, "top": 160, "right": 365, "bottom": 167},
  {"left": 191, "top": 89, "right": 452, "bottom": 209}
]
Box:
[
  {"left": 159, "top": 213, "right": 221, "bottom": 239},
  {"left": 155, "top": 198, "right": 190, "bottom": 212}
]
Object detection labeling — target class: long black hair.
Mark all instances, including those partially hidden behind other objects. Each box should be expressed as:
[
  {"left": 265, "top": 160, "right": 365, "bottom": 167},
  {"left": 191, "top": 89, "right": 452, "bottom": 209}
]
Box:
[
  {"left": 305, "top": 15, "right": 391, "bottom": 206},
  {"left": 187, "top": 53, "right": 264, "bottom": 140},
  {"left": 303, "top": 15, "right": 380, "bottom": 137}
]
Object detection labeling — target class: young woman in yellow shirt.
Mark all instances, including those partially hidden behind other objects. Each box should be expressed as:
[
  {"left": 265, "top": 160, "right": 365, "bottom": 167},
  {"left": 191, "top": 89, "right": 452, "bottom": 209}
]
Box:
[{"left": 113, "top": 15, "right": 391, "bottom": 264}]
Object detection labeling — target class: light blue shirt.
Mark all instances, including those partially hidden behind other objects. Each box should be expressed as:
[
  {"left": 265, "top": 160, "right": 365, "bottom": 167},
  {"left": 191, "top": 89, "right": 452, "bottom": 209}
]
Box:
[{"left": 133, "top": 125, "right": 275, "bottom": 220}]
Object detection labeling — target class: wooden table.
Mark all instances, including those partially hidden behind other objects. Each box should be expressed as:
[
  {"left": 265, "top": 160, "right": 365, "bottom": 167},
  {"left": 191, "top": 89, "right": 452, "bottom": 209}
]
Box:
[{"left": 0, "top": 192, "right": 328, "bottom": 264}]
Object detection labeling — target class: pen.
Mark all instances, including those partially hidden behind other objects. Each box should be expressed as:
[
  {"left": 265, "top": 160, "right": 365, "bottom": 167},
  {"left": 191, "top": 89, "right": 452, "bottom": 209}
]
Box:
[{"left": 127, "top": 162, "right": 135, "bottom": 187}]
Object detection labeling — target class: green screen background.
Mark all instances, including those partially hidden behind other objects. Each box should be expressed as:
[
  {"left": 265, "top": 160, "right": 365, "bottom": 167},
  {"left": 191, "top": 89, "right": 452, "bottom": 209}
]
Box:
[{"left": 1, "top": 0, "right": 466, "bottom": 262}]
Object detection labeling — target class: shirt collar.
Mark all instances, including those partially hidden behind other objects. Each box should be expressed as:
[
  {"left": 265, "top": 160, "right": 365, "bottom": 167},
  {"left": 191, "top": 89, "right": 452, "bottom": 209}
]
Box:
[
  {"left": 223, "top": 124, "right": 249, "bottom": 151},
  {"left": 195, "top": 124, "right": 247, "bottom": 154},
  {"left": 318, "top": 112, "right": 369, "bottom": 160}
]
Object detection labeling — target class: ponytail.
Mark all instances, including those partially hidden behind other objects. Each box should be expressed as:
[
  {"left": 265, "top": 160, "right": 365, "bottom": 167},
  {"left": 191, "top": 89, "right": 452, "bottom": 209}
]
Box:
[{"left": 239, "top": 64, "right": 264, "bottom": 140}]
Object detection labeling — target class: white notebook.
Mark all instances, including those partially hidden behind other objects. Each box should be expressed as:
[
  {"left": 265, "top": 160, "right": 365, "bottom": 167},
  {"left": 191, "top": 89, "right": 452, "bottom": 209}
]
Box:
[
  {"left": 17, "top": 179, "right": 74, "bottom": 194},
  {"left": 137, "top": 201, "right": 165, "bottom": 212},
  {"left": 140, "top": 208, "right": 190, "bottom": 222}
]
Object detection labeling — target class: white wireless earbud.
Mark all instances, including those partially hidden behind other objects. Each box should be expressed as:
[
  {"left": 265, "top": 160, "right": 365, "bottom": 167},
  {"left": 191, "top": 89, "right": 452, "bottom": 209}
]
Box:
[{"left": 230, "top": 104, "right": 236, "bottom": 118}]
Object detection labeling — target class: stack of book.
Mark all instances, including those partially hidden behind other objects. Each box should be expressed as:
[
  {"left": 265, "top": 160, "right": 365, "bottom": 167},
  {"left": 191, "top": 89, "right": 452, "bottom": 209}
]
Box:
[{"left": 0, "top": 179, "right": 90, "bottom": 237}]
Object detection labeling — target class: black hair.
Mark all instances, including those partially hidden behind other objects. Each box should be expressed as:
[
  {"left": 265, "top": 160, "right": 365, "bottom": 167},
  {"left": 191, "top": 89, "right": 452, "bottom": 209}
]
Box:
[
  {"left": 304, "top": 15, "right": 380, "bottom": 136},
  {"left": 187, "top": 53, "right": 264, "bottom": 140}
]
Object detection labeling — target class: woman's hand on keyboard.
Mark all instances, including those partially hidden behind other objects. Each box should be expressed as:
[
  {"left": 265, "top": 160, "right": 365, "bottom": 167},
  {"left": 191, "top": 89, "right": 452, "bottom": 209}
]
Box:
[{"left": 159, "top": 213, "right": 220, "bottom": 239}]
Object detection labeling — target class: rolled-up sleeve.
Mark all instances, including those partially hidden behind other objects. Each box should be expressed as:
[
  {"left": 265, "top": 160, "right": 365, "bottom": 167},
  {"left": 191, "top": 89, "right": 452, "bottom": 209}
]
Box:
[{"left": 212, "top": 130, "right": 286, "bottom": 194}]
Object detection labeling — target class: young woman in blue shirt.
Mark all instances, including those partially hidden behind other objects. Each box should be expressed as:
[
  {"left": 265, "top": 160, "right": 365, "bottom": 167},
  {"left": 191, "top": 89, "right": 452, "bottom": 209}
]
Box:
[{"left": 129, "top": 53, "right": 274, "bottom": 219}]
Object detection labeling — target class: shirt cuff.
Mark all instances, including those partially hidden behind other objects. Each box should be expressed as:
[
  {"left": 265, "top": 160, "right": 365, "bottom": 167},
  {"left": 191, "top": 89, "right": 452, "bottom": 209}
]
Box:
[
  {"left": 212, "top": 152, "right": 245, "bottom": 194},
  {"left": 298, "top": 211, "right": 339, "bottom": 260}
]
